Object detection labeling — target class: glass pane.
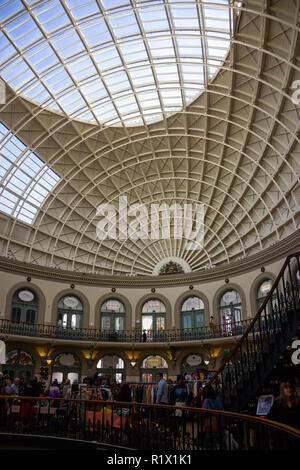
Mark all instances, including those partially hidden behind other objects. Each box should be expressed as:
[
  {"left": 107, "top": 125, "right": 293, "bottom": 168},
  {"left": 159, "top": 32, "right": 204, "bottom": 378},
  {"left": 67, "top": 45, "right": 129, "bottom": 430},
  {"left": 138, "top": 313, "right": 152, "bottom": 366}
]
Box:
[
  {"left": 6, "top": 350, "right": 18, "bottom": 364},
  {"left": 156, "top": 316, "right": 165, "bottom": 330},
  {"left": 142, "top": 299, "right": 166, "bottom": 313},
  {"left": 62, "top": 313, "right": 68, "bottom": 328},
  {"left": 116, "top": 357, "right": 124, "bottom": 369},
  {"left": 195, "top": 313, "right": 204, "bottom": 327},
  {"left": 67, "top": 372, "right": 78, "bottom": 384},
  {"left": 257, "top": 280, "right": 273, "bottom": 298},
  {"left": 234, "top": 308, "right": 241, "bottom": 323},
  {"left": 26, "top": 309, "right": 35, "bottom": 323},
  {"left": 102, "top": 299, "right": 125, "bottom": 313},
  {"left": 183, "top": 314, "right": 192, "bottom": 329},
  {"left": 182, "top": 296, "right": 204, "bottom": 311},
  {"left": 142, "top": 373, "right": 153, "bottom": 383},
  {"left": 220, "top": 307, "right": 232, "bottom": 324},
  {"left": 52, "top": 372, "right": 63, "bottom": 384},
  {"left": 142, "top": 315, "right": 153, "bottom": 331},
  {"left": 115, "top": 373, "right": 123, "bottom": 384},
  {"left": 101, "top": 316, "right": 111, "bottom": 330},
  {"left": 19, "top": 350, "right": 33, "bottom": 365},
  {"left": 220, "top": 290, "right": 241, "bottom": 306},
  {"left": 12, "top": 307, "right": 21, "bottom": 322},
  {"left": 142, "top": 355, "right": 168, "bottom": 368},
  {"left": 115, "top": 316, "right": 124, "bottom": 330}
]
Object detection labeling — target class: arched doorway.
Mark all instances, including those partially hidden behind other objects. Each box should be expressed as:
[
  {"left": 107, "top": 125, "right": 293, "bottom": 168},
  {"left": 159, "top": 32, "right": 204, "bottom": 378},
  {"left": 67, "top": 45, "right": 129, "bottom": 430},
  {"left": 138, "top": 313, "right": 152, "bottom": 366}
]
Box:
[
  {"left": 3, "top": 349, "right": 34, "bottom": 382},
  {"left": 100, "top": 299, "right": 126, "bottom": 341},
  {"left": 10, "top": 288, "right": 39, "bottom": 334},
  {"left": 56, "top": 295, "right": 83, "bottom": 338},
  {"left": 181, "top": 296, "right": 205, "bottom": 340},
  {"left": 51, "top": 353, "right": 81, "bottom": 384},
  {"left": 256, "top": 279, "right": 276, "bottom": 314},
  {"left": 96, "top": 355, "right": 126, "bottom": 384},
  {"left": 219, "top": 290, "right": 242, "bottom": 335},
  {"left": 140, "top": 355, "right": 168, "bottom": 383},
  {"left": 141, "top": 299, "right": 166, "bottom": 342}
]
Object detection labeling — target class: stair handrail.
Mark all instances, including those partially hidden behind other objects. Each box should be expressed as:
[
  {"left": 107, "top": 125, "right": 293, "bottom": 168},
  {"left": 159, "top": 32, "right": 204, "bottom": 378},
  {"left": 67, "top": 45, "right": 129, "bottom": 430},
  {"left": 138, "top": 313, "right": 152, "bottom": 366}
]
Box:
[{"left": 207, "top": 251, "right": 300, "bottom": 387}]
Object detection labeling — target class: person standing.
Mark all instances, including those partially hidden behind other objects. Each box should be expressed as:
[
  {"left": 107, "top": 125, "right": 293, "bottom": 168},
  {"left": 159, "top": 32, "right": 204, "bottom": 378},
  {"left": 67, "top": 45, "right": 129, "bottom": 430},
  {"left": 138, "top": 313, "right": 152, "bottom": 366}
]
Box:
[
  {"left": 156, "top": 373, "right": 168, "bottom": 405},
  {"left": 156, "top": 373, "right": 169, "bottom": 423},
  {"left": 5, "top": 377, "right": 20, "bottom": 396},
  {"left": 62, "top": 379, "right": 72, "bottom": 400},
  {"left": 268, "top": 382, "right": 300, "bottom": 429}
]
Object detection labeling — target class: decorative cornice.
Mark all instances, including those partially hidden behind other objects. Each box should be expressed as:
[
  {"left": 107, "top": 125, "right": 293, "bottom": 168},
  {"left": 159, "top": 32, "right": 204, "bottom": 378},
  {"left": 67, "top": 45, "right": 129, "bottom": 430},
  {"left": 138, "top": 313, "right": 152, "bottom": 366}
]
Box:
[{"left": 0, "top": 230, "right": 299, "bottom": 288}]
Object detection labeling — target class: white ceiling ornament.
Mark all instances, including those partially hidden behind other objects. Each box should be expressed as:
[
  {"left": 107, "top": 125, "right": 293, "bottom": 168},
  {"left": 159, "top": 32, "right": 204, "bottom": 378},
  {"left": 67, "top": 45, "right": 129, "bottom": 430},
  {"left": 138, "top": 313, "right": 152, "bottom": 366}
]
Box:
[{"left": 152, "top": 257, "right": 191, "bottom": 275}]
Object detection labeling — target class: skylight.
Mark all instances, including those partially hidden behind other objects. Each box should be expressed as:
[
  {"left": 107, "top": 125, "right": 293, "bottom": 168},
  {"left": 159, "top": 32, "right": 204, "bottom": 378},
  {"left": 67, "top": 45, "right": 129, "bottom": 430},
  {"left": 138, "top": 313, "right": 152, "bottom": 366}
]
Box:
[
  {"left": 0, "top": 122, "right": 60, "bottom": 224},
  {"left": 0, "top": 0, "right": 234, "bottom": 126}
]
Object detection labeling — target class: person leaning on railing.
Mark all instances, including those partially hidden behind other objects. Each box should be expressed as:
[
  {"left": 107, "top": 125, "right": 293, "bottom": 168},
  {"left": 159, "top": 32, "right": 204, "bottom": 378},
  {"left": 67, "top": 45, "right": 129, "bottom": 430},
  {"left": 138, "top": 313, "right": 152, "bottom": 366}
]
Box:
[{"left": 209, "top": 316, "right": 216, "bottom": 337}]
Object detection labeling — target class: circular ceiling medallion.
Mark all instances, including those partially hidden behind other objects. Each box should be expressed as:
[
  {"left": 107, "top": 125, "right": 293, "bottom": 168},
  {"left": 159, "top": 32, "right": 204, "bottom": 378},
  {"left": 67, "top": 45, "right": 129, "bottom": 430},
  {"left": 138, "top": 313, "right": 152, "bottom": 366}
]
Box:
[{"left": 18, "top": 290, "right": 34, "bottom": 302}]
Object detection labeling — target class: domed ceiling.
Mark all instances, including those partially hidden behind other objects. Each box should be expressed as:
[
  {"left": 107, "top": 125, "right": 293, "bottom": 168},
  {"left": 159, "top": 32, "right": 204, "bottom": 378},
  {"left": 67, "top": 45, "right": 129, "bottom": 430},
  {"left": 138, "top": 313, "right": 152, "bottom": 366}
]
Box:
[{"left": 0, "top": 0, "right": 299, "bottom": 276}]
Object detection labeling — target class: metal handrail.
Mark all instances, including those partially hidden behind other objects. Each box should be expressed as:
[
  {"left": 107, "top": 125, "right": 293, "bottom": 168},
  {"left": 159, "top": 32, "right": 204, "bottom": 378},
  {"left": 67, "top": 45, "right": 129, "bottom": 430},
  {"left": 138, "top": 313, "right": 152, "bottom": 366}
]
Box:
[
  {"left": 0, "top": 395, "right": 299, "bottom": 442},
  {"left": 0, "top": 316, "right": 253, "bottom": 342}
]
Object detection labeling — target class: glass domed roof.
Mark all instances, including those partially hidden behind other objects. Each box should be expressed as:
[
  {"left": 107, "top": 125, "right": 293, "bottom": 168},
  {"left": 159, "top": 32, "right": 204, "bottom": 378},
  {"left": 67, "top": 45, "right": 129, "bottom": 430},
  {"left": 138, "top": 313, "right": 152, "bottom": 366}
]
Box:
[{"left": 0, "top": 0, "right": 233, "bottom": 126}]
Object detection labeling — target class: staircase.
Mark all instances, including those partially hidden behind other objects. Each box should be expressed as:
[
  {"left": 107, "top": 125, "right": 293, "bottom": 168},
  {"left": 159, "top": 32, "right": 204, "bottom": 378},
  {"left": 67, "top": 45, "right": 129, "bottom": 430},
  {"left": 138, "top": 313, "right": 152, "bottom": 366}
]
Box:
[{"left": 208, "top": 252, "right": 300, "bottom": 411}]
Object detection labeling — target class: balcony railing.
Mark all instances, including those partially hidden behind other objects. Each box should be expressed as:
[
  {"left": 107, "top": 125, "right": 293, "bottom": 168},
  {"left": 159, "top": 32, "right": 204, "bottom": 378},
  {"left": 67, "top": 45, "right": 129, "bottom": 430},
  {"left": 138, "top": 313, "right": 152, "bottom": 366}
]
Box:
[
  {"left": 0, "top": 396, "right": 299, "bottom": 450},
  {"left": 0, "top": 317, "right": 253, "bottom": 343}
]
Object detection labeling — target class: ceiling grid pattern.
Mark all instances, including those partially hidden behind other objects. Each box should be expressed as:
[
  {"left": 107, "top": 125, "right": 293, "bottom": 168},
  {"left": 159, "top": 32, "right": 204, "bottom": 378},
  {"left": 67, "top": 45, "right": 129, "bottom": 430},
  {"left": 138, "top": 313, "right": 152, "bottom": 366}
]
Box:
[{"left": 0, "top": 0, "right": 299, "bottom": 276}]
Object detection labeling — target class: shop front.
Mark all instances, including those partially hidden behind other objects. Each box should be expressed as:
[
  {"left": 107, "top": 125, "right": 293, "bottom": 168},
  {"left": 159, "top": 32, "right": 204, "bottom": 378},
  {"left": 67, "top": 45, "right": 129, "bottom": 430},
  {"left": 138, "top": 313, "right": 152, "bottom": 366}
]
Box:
[
  {"left": 140, "top": 355, "right": 168, "bottom": 383},
  {"left": 3, "top": 349, "right": 34, "bottom": 382},
  {"left": 96, "top": 355, "right": 126, "bottom": 384},
  {"left": 51, "top": 353, "right": 81, "bottom": 384}
]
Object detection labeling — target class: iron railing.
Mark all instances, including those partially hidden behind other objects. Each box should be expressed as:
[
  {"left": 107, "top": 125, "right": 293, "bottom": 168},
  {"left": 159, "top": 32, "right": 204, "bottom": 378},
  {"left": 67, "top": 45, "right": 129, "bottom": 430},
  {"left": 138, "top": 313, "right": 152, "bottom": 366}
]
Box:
[
  {"left": 0, "top": 317, "right": 252, "bottom": 343},
  {"left": 0, "top": 396, "right": 299, "bottom": 450},
  {"left": 207, "top": 252, "right": 300, "bottom": 411}
]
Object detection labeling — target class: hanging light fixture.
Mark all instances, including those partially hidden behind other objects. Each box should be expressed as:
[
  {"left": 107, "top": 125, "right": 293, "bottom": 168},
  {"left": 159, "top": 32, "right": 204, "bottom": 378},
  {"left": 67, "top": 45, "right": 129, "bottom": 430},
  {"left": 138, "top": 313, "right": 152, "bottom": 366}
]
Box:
[{"left": 130, "top": 344, "right": 136, "bottom": 367}]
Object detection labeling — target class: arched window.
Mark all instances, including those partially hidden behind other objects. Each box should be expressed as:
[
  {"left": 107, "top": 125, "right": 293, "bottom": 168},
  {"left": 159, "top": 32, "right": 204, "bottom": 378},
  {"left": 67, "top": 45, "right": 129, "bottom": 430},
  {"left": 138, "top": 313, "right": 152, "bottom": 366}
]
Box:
[
  {"left": 219, "top": 290, "right": 242, "bottom": 331},
  {"left": 97, "top": 355, "right": 125, "bottom": 384},
  {"left": 52, "top": 353, "right": 81, "bottom": 384},
  {"left": 100, "top": 299, "right": 125, "bottom": 331},
  {"left": 141, "top": 355, "right": 168, "bottom": 383},
  {"left": 11, "top": 288, "right": 38, "bottom": 324},
  {"left": 141, "top": 299, "right": 166, "bottom": 342},
  {"left": 57, "top": 295, "right": 83, "bottom": 330},
  {"left": 2, "top": 349, "right": 34, "bottom": 382},
  {"left": 181, "top": 296, "right": 205, "bottom": 329},
  {"left": 256, "top": 279, "right": 275, "bottom": 314}
]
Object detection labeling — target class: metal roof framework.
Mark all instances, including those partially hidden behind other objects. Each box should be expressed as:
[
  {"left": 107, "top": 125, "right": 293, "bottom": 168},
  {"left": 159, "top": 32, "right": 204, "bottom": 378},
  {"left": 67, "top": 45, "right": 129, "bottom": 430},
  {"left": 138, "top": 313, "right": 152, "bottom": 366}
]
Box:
[{"left": 0, "top": 0, "right": 299, "bottom": 276}]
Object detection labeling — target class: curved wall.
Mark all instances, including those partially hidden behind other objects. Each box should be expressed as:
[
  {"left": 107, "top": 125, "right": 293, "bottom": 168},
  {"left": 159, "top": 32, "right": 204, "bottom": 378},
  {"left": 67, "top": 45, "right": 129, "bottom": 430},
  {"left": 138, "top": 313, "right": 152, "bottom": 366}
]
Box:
[{"left": 0, "top": 251, "right": 295, "bottom": 328}]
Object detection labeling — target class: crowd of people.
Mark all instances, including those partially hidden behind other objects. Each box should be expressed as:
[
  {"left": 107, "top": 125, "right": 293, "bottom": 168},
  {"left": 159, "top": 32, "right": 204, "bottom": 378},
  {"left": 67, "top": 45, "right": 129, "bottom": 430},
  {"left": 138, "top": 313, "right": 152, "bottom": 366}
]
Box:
[
  {"left": 0, "top": 372, "right": 72, "bottom": 401},
  {"left": 0, "top": 371, "right": 299, "bottom": 432}
]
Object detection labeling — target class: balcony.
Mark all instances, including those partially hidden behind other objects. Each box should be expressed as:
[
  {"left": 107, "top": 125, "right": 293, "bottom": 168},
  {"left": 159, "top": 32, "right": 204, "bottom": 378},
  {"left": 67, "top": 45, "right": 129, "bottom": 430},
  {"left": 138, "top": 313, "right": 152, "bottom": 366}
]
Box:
[{"left": 0, "top": 318, "right": 252, "bottom": 343}]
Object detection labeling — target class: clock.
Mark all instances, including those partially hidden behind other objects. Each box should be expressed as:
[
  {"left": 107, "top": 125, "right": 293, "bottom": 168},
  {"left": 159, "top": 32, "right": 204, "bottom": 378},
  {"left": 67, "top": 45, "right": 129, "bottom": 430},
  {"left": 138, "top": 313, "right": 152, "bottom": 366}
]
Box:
[
  {"left": 186, "top": 354, "right": 202, "bottom": 366},
  {"left": 63, "top": 296, "right": 79, "bottom": 309},
  {"left": 18, "top": 290, "right": 34, "bottom": 302}
]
